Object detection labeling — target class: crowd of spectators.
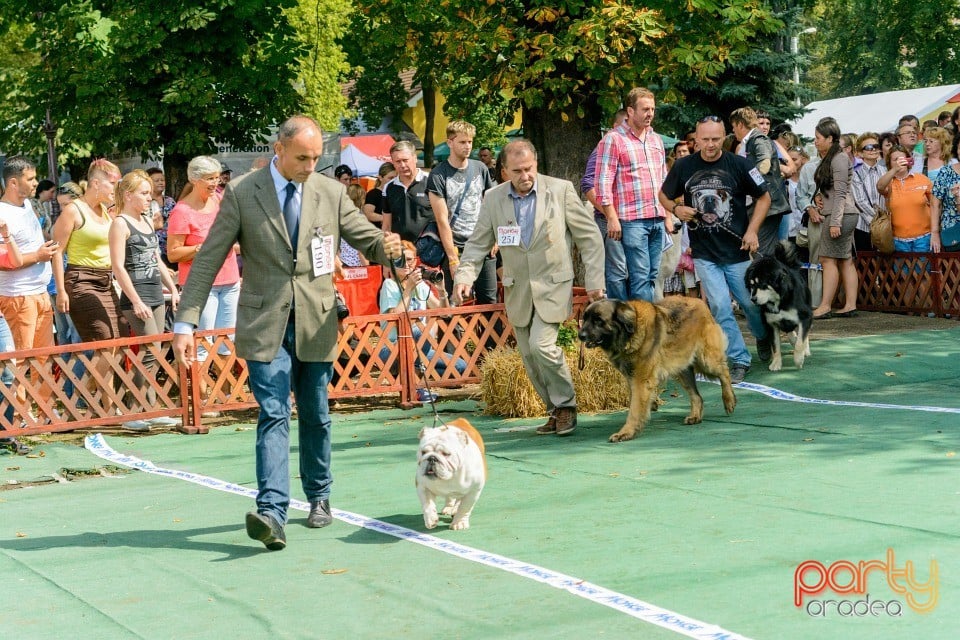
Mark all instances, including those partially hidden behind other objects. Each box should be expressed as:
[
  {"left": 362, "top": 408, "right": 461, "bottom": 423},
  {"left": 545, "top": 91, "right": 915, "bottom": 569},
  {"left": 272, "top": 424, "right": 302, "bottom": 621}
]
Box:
[{"left": 3, "top": 104, "right": 960, "bottom": 454}]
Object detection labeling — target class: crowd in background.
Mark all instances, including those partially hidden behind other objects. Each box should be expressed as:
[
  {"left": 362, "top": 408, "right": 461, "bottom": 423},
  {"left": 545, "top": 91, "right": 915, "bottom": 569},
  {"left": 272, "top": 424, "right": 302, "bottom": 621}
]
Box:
[{"left": 3, "top": 102, "right": 960, "bottom": 454}]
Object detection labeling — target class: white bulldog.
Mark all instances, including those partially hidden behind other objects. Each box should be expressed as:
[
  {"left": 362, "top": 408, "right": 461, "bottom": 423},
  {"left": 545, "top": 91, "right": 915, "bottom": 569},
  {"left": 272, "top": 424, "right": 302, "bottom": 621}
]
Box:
[{"left": 416, "top": 418, "right": 486, "bottom": 530}]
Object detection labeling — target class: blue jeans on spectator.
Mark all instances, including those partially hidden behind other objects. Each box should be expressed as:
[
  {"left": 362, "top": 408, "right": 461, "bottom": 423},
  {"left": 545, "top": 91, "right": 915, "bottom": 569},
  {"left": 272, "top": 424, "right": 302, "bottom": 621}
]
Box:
[
  {"left": 198, "top": 282, "right": 240, "bottom": 360},
  {"left": 246, "top": 320, "right": 332, "bottom": 526},
  {"left": 1, "top": 316, "right": 14, "bottom": 427},
  {"left": 694, "top": 258, "right": 768, "bottom": 367},
  {"left": 894, "top": 234, "right": 931, "bottom": 252},
  {"left": 594, "top": 216, "right": 628, "bottom": 300},
  {"left": 621, "top": 218, "right": 664, "bottom": 302},
  {"left": 50, "top": 293, "right": 87, "bottom": 401}
]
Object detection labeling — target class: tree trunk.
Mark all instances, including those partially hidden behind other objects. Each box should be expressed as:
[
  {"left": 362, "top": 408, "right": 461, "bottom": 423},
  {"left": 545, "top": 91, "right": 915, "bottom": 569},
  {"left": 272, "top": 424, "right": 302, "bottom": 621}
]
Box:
[
  {"left": 522, "top": 104, "right": 601, "bottom": 189},
  {"left": 422, "top": 78, "right": 436, "bottom": 168},
  {"left": 522, "top": 105, "right": 603, "bottom": 287},
  {"left": 164, "top": 153, "right": 191, "bottom": 201}
]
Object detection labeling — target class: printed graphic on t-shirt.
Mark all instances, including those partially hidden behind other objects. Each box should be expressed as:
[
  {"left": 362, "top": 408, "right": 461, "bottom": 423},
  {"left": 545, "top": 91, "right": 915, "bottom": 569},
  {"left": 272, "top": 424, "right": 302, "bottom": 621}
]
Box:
[{"left": 686, "top": 169, "right": 735, "bottom": 233}]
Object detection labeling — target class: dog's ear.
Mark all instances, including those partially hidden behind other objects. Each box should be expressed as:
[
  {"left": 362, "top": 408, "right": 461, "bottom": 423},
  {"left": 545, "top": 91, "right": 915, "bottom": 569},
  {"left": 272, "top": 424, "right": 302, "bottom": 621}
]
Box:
[
  {"left": 614, "top": 302, "right": 636, "bottom": 335},
  {"left": 457, "top": 429, "right": 469, "bottom": 447},
  {"left": 418, "top": 427, "right": 426, "bottom": 440}
]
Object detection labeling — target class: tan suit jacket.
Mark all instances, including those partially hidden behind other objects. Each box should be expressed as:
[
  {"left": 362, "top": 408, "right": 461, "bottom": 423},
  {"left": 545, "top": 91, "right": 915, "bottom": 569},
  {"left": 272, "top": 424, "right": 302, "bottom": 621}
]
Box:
[
  {"left": 455, "top": 174, "right": 604, "bottom": 327},
  {"left": 176, "top": 167, "right": 390, "bottom": 362}
]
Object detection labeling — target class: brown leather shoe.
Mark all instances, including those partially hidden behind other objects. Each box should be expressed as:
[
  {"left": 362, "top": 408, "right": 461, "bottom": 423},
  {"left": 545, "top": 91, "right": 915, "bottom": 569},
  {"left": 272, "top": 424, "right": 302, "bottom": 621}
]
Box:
[
  {"left": 535, "top": 414, "right": 557, "bottom": 435},
  {"left": 554, "top": 407, "right": 577, "bottom": 436}
]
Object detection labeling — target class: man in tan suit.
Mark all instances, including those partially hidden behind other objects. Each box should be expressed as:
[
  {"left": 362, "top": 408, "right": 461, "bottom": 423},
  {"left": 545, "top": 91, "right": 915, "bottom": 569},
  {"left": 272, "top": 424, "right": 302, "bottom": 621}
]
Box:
[
  {"left": 173, "top": 115, "right": 402, "bottom": 551},
  {"left": 454, "top": 140, "right": 605, "bottom": 436}
]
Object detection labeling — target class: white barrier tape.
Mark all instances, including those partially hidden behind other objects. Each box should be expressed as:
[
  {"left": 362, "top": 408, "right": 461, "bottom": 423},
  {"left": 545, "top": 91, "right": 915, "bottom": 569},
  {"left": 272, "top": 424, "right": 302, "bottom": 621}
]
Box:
[
  {"left": 800, "top": 262, "right": 822, "bottom": 271},
  {"left": 712, "top": 379, "right": 960, "bottom": 414},
  {"left": 84, "top": 433, "right": 753, "bottom": 640}
]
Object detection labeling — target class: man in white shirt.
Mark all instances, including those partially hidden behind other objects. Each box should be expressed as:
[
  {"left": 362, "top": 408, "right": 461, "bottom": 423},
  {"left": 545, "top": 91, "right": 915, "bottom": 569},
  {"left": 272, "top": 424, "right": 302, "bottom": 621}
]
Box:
[{"left": 0, "top": 156, "right": 59, "bottom": 412}]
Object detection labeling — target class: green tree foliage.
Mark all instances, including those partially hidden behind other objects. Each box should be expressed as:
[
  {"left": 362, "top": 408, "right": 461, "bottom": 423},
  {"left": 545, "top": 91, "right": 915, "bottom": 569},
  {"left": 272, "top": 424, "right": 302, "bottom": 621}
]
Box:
[
  {"left": 814, "top": 0, "right": 960, "bottom": 98},
  {"left": 428, "top": 0, "right": 785, "bottom": 180},
  {"left": 287, "top": 0, "right": 352, "bottom": 130},
  {"left": 0, "top": 0, "right": 348, "bottom": 187}
]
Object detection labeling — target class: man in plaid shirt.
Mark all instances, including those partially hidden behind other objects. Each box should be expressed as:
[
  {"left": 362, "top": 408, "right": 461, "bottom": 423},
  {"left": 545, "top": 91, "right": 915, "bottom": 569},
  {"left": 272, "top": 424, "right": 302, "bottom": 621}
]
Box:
[{"left": 595, "top": 87, "right": 673, "bottom": 301}]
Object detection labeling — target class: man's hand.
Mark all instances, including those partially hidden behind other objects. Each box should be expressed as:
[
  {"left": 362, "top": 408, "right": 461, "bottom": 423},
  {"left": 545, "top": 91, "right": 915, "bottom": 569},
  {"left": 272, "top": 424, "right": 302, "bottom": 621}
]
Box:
[
  {"left": 383, "top": 232, "right": 402, "bottom": 261},
  {"left": 741, "top": 230, "right": 759, "bottom": 253},
  {"left": 172, "top": 333, "right": 195, "bottom": 367},
  {"left": 36, "top": 240, "right": 58, "bottom": 262},
  {"left": 452, "top": 283, "right": 472, "bottom": 306},
  {"left": 587, "top": 289, "right": 605, "bottom": 302},
  {"left": 808, "top": 209, "right": 824, "bottom": 224},
  {"left": 674, "top": 205, "right": 695, "bottom": 223},
  {"left": 605, "top": 216, "right": 622, "bottom": 240}
]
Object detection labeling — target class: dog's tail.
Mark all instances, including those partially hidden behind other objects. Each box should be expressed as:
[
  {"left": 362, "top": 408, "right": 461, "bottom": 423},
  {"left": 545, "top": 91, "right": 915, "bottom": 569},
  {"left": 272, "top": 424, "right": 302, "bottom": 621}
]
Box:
[{"left": 775, "top": 239, "right": 802, "bottom": 268}]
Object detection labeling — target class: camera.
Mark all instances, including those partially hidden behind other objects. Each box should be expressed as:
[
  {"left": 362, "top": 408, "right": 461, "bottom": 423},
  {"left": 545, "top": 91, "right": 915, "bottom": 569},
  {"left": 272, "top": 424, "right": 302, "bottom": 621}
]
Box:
[
  {"left": 335, "top": 291, "right": 350, "bottom": 320},
  {"left": 905, "top": 156, "right": 915, "bottom": 169},
  {"left": 419, "top": 266, "right": 444, "bottom": 284}
]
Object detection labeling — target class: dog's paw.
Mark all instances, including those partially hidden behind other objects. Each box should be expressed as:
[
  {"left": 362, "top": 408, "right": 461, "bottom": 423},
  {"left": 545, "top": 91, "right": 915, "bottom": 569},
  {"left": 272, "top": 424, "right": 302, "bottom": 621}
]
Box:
[
  {"left": 768, "top": 360, "right": 782, "bottom": 372},
  {"left": 450, "top": 517, "right": 470, "bottom": 531},
  {"left": 683, "top": 415, "right": 703, "bottom": 425},
  {"left": 440, "top": 501, "right": 459, "bottom": 518},
  {"left": 608, "top": 430, "right": 636, "bottom": 443},
  {"left": 423, "top": 515, "right": 439, "bottom": 529}
]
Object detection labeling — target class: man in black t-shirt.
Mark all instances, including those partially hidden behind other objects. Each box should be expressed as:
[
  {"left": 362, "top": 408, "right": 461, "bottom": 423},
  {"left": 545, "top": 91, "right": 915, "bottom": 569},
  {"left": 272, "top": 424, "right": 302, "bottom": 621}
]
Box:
[{"left": 658, "top": 117, "right": 771, "bottom": 383}]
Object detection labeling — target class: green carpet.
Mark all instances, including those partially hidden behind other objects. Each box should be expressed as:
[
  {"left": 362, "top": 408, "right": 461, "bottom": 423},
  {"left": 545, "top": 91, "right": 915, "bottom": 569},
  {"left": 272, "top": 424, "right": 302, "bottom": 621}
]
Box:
[{"left": 2, "top": 329, "right": 959, "bottom": 639}]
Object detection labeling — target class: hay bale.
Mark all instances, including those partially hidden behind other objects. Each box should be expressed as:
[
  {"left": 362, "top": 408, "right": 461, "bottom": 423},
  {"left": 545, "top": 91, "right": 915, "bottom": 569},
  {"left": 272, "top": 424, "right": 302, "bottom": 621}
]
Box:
[{"left": 480, "top": 346, "right": 628, "bottom": 418}]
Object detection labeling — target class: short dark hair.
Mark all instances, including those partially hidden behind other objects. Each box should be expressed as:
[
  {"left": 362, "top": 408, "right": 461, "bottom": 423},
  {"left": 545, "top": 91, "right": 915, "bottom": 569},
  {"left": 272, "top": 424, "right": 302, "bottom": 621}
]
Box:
[
  {"left": 334, "top": 164, "right": 353, "bottom": 178},
  {"left": 2, "top": 156, "right": 35, "bottom": 183},
  {"left": 146, "top": 167, "right": 164, "bottom": 177},
  {"left": 36, "top": 179, "right": 56, "bottom": 195}
]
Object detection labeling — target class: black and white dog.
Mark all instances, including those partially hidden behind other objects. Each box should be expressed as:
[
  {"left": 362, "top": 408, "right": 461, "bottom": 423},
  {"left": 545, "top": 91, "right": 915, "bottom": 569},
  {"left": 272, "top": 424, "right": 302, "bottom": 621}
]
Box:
[{"left": 744, "top": 240, "right": 812, "bottom": 371}]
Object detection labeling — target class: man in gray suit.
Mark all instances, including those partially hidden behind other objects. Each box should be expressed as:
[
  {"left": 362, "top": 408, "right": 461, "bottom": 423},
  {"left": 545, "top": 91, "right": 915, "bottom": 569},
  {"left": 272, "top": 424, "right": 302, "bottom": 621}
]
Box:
[
  {"left": 172, "top": 115, "right": 402, "bottom": 551},
  {"left": 453, "top": 140, "right": 605, "bottom": 437}
]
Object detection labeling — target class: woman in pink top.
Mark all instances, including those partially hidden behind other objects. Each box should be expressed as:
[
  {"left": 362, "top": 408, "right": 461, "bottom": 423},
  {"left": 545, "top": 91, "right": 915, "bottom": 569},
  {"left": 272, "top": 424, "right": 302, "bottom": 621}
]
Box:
[{"left": 167, "top": 156, "right": 240, "bottom": 361}]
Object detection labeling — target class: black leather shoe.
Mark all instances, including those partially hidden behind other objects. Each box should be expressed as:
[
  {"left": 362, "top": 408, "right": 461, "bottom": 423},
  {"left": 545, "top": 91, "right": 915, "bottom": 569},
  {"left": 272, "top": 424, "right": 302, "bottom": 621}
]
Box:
[
  {"left": 245, "top": 512, "right": 286, "bottom": 550},
  {"left": 756, "top": 334, "right": 773, "bottom": 363},
  {"left": 307, "top": 499, "right": 333, "bottom": 528}
]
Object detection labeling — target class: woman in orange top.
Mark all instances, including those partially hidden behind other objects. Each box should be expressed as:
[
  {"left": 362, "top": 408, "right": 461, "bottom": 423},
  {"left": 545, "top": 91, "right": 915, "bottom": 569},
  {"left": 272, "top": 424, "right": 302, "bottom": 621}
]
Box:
[{"left": 877, "top": 145, "right": 935, "bottom": 252}]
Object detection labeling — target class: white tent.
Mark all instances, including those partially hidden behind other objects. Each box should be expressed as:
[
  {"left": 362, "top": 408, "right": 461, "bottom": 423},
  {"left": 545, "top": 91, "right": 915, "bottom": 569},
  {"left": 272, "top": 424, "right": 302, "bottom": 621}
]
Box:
[
  {"left": 790, "top": 84, "right": 960, "bottom": 138},
  {"left": 339, "top": 144, "right": 384, "bottom": 177}
]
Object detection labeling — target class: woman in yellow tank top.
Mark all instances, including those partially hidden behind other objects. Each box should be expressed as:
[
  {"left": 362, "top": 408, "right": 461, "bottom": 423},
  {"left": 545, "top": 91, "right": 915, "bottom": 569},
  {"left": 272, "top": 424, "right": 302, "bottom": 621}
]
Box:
[{"left": 51, "top": 159, "right": 124, "bottom": 417}]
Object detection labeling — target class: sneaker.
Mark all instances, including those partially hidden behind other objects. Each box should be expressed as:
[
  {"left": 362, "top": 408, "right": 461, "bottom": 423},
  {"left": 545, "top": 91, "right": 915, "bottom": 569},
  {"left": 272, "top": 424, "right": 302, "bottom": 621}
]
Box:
[
  {"left": 756, "top": 335, "right": 773, "bottom": 363},
  {"left": 729, "top": 364, "right": 750, "bottom": 384},
  {"left": 554, "top": 407, "right": 578, "bottom": 436},
  {"left": 147, "top": 416, "right": 181, "bottom": 427},
  {"left": 416, "top": 388, "right": 438, "bottom": 403},
  {"left": 535, "top": 414, "right": 557, "bottom": 435},
  {"left": 0, "top": 437, "right": 31, "bottom": 455},
  {"left": 121, "top": 420, "right": 152, "bottom": 432}
]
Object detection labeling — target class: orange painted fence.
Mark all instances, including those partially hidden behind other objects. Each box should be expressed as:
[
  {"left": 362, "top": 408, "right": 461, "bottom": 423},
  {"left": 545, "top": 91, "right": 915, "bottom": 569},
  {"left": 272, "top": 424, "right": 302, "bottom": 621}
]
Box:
[
  {"left": 0, "top": 300, "right": 549, "bottom": 437},
  {"left": 3, "top": 250, "right": 957, "bottom": 439}
]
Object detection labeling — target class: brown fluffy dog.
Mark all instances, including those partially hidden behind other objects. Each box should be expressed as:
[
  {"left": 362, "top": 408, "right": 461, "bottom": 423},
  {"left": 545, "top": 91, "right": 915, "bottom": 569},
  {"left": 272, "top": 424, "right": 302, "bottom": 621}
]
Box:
[{"left": 578, "top": 297, "right": 737, "bottom": 443}]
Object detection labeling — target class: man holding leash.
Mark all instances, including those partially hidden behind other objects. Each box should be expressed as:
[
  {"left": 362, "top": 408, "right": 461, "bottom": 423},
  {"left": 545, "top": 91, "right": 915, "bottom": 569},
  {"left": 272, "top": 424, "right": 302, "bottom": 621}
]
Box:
[
  {"left": 453, "top": 140, "right": 605, "bottom": 437},
  {"left": 173, "top": 115, "right": 402, "bottom": 551},
  {"left": 657, "top": 116, "right": 771, "bottom": 384}
]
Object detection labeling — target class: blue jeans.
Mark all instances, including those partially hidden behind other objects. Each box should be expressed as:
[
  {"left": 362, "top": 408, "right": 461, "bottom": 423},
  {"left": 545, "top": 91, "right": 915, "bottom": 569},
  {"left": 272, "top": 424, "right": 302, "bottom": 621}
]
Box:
[
  {"left": 1, "top": 317, "right": 13, "bottom": 427},
  {"left": 198, "top": 282, "right": 240, "bottom": 359},
  {"left": 621, "top": 218, "right": 664, "bottom": 302},
  {"left": 894, "top": 234, "right": 931, "bottom": 252},
  {"left": 694, "top": 258, "right": 767, "bottom": 367},
  {"left": 246, "top": 320, "right": 333, "bottom": 526},
  {"left": 50, "top": 293, "right": 86, "bottom": 400},
  {"left": 594, "top": 216, "right": 628, "bottom": 301}
]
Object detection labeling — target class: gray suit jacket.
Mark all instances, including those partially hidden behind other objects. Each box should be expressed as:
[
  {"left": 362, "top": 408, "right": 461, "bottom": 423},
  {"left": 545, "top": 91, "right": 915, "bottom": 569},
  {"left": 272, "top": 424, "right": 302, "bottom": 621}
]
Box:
[
  {"left": 176, "top": 167, "right": 390, "bottom": 362},
  {"left": 455, "top": 174, "right": 604, "bottom": 327}
]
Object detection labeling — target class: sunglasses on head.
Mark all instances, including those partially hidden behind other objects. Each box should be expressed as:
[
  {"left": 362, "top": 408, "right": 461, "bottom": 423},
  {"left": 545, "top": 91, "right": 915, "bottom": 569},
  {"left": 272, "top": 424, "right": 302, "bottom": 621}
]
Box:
[{"left": 698, "top": 115, "right": 722, "bottom": 123}]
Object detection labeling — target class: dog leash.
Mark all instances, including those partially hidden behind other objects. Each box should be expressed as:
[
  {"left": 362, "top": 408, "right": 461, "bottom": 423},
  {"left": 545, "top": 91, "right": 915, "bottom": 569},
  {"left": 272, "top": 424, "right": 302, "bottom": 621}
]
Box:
[
  {"left": 686, "top": 211, "right": 760, "bottom": 262},
  {"left": 389, "top": 260, "right": 444, "bottom": 426}
]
